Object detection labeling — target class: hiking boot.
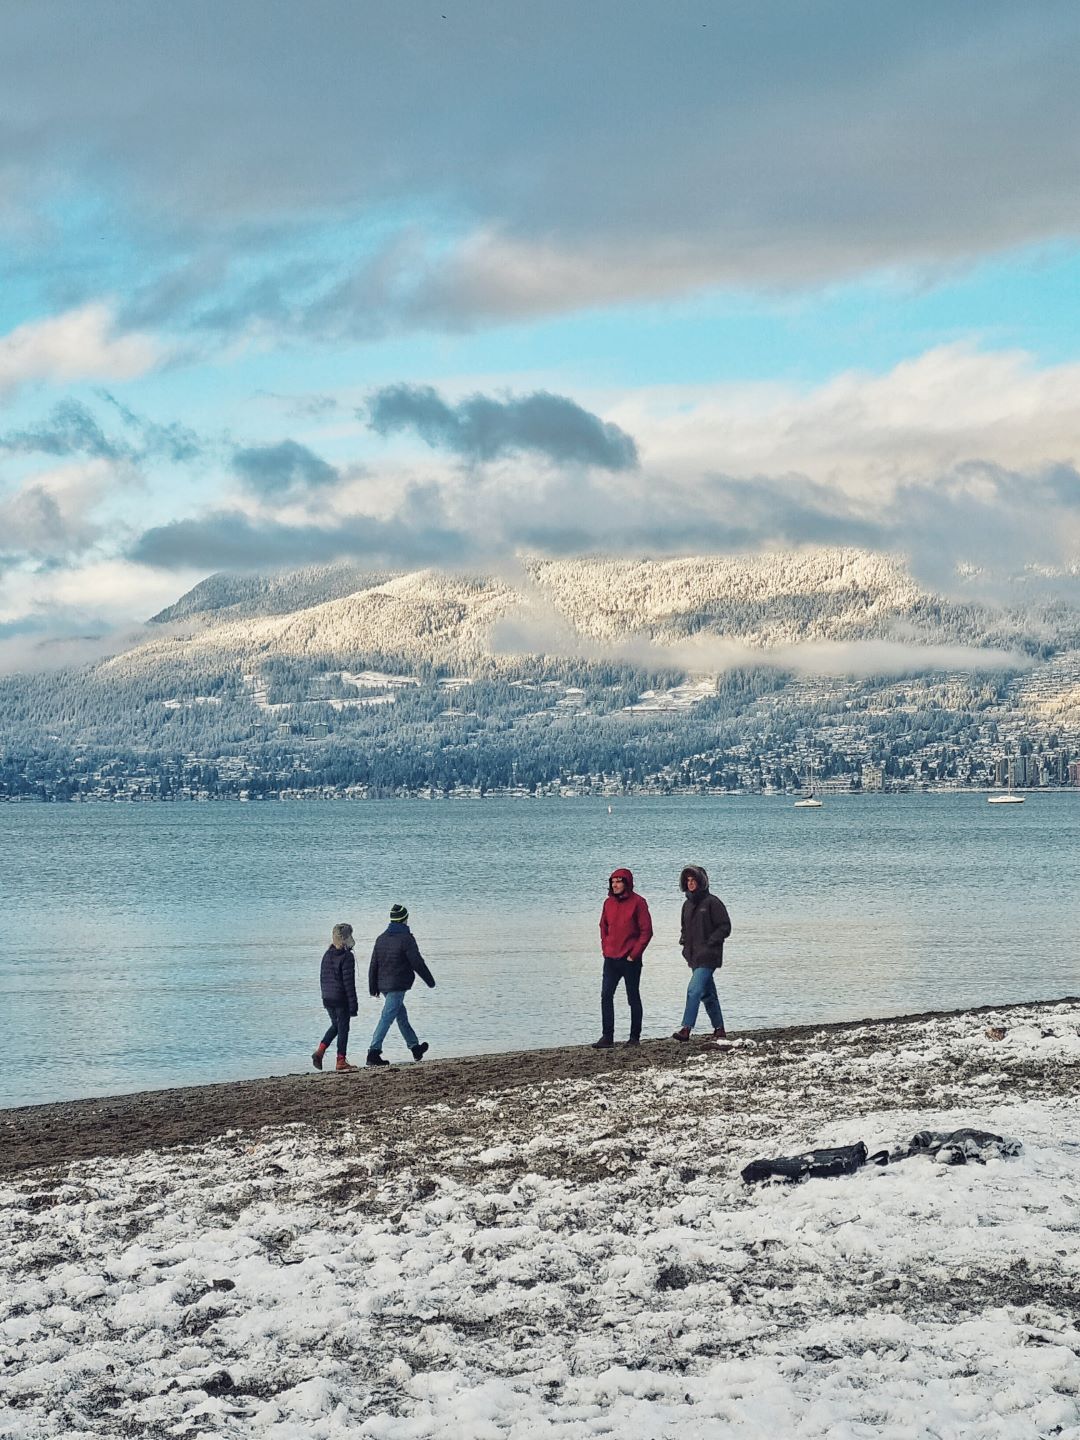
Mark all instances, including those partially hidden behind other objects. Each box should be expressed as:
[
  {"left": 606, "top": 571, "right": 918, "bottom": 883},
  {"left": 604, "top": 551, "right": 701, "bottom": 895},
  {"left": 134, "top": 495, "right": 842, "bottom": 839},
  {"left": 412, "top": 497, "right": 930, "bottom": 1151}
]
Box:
[
  {"left": 335, "top": 1055, "right": 358, "bottom": 1072},
  {"left": 366, "top": 1050, "right": 389, "bottom": 1067},
  {"left": 711, "top": 1026, "right": 728, "bottom": 1040},
  {"left": 411, "top": 1042, "right": 429, "bottom": 1062},
  {"left": 591, "top": 1036, "right": 614, "bottom": 1050},
  {"left": 625, "top": 1036, "right": 641, "bottom": 1047},
  {"left": 671, "top": 1027, "right": 691, "bottom": 1043},
  {"left": 311, "top": 1046, "right": 326, "bottom": 1070}
]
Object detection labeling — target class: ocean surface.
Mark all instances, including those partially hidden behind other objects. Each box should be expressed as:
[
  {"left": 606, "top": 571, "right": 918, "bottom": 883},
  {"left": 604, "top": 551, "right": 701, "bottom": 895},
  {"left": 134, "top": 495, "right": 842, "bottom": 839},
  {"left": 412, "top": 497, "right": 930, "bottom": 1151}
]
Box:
[{"left": 1, "top": 793, "right": 1077, "bottom": 1109}]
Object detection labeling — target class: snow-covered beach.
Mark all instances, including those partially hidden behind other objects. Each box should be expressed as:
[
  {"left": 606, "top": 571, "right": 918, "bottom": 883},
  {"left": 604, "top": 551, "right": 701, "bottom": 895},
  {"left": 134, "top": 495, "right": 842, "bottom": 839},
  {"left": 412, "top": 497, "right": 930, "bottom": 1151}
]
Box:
[{"left": 3, "top": 1000, "right": 1079, "bottom": 1438}]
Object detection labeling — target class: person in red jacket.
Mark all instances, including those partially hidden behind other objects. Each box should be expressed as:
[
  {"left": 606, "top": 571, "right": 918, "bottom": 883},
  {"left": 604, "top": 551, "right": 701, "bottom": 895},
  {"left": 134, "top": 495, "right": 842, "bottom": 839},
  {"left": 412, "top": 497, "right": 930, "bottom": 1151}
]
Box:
[{"left": 592, "top": 867, "right": 654, "bottom": 1049}]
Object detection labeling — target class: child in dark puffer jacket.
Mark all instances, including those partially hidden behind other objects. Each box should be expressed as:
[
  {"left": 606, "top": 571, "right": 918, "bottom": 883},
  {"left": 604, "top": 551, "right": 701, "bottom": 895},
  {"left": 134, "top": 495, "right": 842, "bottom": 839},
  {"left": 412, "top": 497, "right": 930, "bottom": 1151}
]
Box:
[{"left": 312, "top": 922, "right": 359, "bottom": 1072}]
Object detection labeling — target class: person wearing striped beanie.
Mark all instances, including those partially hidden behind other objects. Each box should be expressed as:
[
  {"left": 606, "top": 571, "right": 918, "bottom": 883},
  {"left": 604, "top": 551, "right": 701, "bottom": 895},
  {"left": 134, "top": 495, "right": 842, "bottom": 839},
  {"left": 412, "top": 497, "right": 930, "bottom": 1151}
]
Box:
[{"left": 366, "top": 903, "right": 436, "bottom": 1066}]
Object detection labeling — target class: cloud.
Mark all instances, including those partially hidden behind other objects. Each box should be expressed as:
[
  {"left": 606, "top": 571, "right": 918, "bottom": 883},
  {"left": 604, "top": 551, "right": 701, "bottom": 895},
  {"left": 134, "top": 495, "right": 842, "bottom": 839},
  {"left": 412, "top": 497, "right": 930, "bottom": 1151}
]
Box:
[
  {"left": 0, "top": 558, "right": 199, "bottom": 626},
  {"left": 128, "top": 506, "right": 475, "bottom": 572},
  {"left": 0, "top": 305, "right": 162, "bottom": 397},
  {"left": 502, "top": 472, "right": 886, "bottom": 558},
  {"left": 78, "top": 339, "right": 1075, "bottom": 602},
  {"left": 0, "top": 397, "right": 205, "bottom": 472},
  {"left": 366, "top": 384, "right": 639, "bottom": 470},
  {"left": 97, "top": 393, "right": 203, "bottom": 463},
  {"left": 316, "top": 230, "right": 743, "bottom": 336},
  {"left": 689, "top": 636, "right": 1034, "bottom": 679},
  {"left": 1, "top": 399, "right": 130, "bottom": 462},
  {"left": 0, "top": 621, "right": 151, "bottom": 676},
  {"left": 633, "top": 344, "right": 1080, "bottom": 498},
  {"left": 488, "top": 592, "right": 1034, "bottom": 676},
  {"left": 4, "top": 5, "right": 1080, "bottom": 332},
  {"left": 0, "top": 398, "right": 207, "bottom": 571},
  {"left": 0, "top": 462, "right": 120, "bottom": 559},
  {"left": 0, "top": 486, "right": 78, "bottom": 556},
  {"left": 253, "top": 391, "right": 343, "bottom": 420},
  {"left": 231, "top": 439, "right": 339, "bottom": 496},
  {"left": 122, "top": 452, "right": 1080, "bottom": 595},
  {"left": 0, "top": 556, "right": 200, "bottom": 673},
  {"left": 3, "top": 341, "right": 1071, "bottom": 616},
  {"left": 595, "top": 344, "right": 1080, "bottom": 587}
]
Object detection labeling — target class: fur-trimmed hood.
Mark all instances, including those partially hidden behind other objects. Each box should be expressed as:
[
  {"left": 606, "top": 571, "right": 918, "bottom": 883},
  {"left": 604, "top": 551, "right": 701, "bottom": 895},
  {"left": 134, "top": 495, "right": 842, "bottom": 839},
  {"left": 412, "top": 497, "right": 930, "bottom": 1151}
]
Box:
[{"left": 679, "top": 865, "right": 710, "bottom": 895}]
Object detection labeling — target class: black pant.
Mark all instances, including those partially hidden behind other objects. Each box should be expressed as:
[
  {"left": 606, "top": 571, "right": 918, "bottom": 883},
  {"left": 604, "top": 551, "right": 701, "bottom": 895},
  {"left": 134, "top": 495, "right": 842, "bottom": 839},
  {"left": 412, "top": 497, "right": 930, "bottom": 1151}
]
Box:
[
  {"left": 601, "top": 956, "right": 643, "bottom": 1041},
  {"left": 321, "top": 1002, "right": 352, "bottom": 1056}
]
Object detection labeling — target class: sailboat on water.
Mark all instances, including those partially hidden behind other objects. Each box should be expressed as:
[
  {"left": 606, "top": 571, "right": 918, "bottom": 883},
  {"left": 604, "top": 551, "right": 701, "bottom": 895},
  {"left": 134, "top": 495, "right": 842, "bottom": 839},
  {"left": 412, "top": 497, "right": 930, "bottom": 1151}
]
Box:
[
  {"left": 988, "top": 764, "right": 1024, "bottom": 804},
  {"left": 794, "top": 755, "right": 823, "bottom": 808}
]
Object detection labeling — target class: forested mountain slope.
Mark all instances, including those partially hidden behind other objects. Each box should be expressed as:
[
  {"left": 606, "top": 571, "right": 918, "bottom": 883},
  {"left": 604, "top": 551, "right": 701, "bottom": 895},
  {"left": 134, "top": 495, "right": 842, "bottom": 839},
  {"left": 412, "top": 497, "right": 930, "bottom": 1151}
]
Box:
[
  {"left": 149, "top": 562, "right": 395, "bottom": 625},
  {"left": 115, "top": 548, "right": 1075, "bottom": 679},
  {"left": 3, "top": 548, "right": 1079, "bottom": 799}
]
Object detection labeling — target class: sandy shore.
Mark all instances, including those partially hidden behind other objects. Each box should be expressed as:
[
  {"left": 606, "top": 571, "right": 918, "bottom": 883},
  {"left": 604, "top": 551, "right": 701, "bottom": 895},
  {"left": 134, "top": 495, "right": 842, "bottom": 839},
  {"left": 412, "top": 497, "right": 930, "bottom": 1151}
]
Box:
[
  {"left": 3, "top": 997, "right": 1079, "bottom": 1437},
  {"left": 2, "top": 996, "right": 1077, "bottom": 1177}
]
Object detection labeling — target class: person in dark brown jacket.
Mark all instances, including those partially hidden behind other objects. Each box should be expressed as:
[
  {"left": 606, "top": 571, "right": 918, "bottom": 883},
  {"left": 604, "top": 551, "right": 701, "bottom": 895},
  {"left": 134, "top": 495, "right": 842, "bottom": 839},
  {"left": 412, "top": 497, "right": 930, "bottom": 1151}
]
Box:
[{"left": 672, "top": 865, "right": 731, "bottom": 1041}]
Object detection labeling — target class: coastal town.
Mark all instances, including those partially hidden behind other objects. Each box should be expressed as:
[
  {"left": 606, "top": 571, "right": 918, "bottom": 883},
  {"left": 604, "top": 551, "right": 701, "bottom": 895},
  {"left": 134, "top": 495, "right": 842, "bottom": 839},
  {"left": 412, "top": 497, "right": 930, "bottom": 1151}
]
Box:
[
  {"left": 4, "top": 659, "right": 1079, "bottom": 801},
  {"left": 3, "top": 552, "right": 1079, "bottom": 802}
]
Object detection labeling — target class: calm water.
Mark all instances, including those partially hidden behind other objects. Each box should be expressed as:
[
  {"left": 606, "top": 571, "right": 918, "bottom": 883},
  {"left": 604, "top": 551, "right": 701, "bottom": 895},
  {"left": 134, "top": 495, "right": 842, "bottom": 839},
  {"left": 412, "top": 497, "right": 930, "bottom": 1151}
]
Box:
[{"left": 0, "top": 794, "right": 1076, "bottom": 1109}]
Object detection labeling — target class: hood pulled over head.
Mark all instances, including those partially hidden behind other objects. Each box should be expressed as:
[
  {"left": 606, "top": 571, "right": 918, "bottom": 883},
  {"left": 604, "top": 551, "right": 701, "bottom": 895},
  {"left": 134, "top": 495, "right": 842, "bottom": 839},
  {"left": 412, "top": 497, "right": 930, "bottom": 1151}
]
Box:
[
  {"left": 608, "top": 867, "right": 635, "bottom": 896},
  {"left": 679, "top": 865, "right": 710, "bottom": 895}
]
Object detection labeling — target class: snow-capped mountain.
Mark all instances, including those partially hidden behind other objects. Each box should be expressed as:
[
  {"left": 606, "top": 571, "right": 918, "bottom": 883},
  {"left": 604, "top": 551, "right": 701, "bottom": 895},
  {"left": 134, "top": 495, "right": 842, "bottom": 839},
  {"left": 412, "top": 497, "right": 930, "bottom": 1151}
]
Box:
[
  {"left": 4, "top": 548, "right": 1079, "bottom": 802},
  {"left": 115, "top": 548, "right": 1071, "bottom": 678},
  {"left": 149, "top": 562, "right": 395, "bottom": 625}
]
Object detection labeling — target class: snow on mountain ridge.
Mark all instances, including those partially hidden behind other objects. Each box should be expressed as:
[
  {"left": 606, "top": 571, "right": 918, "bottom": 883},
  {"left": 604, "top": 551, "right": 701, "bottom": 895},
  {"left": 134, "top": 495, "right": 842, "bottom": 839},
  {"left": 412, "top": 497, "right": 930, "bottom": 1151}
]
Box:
[
  {"left": 524, "top": 550, "right": 921, "bottom": 642},
  {"left": 106, "top": 570, "right": 520, "bottom": 676},
  {"left": 100, "top": 548, "right": 994, "bottom": 680},
  {"left": 149, "top": 561, "right": 396, "bottom": 624}
]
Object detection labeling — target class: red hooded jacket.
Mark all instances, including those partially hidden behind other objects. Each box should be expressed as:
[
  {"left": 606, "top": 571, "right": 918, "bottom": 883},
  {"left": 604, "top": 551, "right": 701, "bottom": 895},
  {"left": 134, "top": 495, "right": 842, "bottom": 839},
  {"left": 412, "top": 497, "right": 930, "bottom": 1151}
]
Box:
[{"left": 599, "top": 868, "right": 654, "bottom": 961}]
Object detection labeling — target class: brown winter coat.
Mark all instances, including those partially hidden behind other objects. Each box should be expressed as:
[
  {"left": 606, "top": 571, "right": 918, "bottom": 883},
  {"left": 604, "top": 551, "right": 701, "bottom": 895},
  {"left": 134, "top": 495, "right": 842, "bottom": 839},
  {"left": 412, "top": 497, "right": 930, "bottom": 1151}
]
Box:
[{"left": 679, "top": 865, "right": 731, "bottom": 970}]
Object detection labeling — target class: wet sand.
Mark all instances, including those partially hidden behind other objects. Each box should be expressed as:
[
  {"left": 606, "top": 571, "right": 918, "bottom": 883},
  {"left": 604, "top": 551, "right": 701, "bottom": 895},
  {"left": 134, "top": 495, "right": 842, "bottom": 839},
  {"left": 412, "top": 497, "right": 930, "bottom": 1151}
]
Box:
[{"left": 3, "top": 996, "right": 1077, "bottom": 1177}]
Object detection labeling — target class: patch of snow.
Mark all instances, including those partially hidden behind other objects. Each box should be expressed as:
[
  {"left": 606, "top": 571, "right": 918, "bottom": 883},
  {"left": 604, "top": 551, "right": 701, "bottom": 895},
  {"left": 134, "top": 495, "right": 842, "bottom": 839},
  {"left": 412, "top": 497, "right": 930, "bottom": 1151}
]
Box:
[{"left": 1, "top": 1002, "right": 1078, "bottom": 1436}]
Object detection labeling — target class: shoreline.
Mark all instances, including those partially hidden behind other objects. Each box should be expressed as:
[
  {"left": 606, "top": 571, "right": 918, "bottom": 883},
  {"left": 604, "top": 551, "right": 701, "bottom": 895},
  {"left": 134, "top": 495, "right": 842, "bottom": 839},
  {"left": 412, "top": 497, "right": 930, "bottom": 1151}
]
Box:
[
  {"left": 3, "top": 994, "right": 1076, "bottom": 1178},
  {"left": 3, "top": 996, "right": 1078, "bottom": 1435},
  {"left": 1, "top": 786, "right": 1073, "bottom": 802}
]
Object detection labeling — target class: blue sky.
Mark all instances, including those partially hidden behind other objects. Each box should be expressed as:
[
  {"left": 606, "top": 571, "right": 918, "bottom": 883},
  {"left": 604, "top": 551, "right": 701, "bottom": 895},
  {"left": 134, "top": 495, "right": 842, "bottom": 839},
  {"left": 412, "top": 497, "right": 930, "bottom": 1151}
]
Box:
[{"left": 1, "top": 0, "right": 1079, "bottom": 661}]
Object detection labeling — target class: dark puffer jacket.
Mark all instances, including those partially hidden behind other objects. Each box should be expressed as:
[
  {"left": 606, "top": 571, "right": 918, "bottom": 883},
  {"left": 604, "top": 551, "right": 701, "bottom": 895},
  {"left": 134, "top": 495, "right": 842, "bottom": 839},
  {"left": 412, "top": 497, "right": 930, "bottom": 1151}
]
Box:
[
  {"left": 369, "top": 922, "right": 436, "bottom": 997},
  {"left": 679, "top": 865, "right": 731, "bottom": 971},
  {"left": 320, "top": 945, "right": 359, "bottom": 1014}
]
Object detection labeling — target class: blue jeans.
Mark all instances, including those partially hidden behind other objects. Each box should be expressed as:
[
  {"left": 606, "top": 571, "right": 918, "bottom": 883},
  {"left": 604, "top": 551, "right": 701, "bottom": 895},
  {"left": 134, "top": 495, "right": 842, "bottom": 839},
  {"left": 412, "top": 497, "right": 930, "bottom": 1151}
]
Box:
[
  {"left": 370, "top": 991, "right": 419, "bottom": 1052},
  {"left": 320, "top": 1003, "right": 352, "bottom": 1056},
  {"left": 601, "top": 957, "right": 643, "bottom": 1040},
  {"left": 681, "top": 967, "right": 724, "bottom": 1032}
]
